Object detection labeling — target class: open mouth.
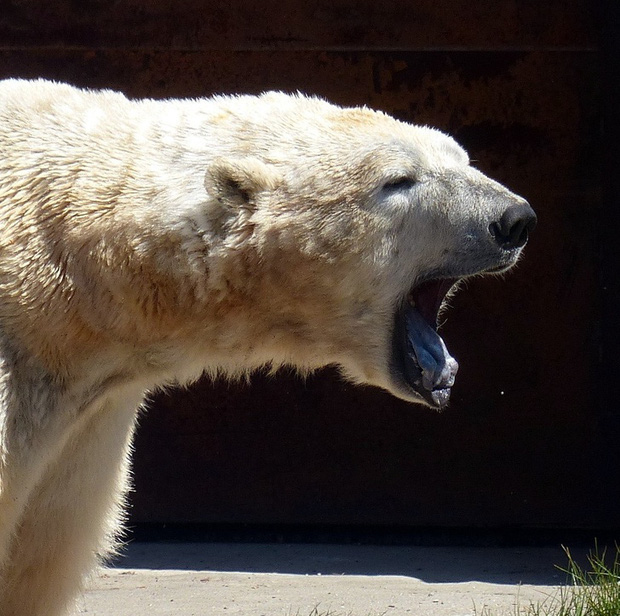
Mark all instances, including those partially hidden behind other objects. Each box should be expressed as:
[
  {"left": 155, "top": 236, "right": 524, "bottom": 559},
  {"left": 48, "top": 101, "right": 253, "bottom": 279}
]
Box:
[{"left": 392, "top": 278, "right": 460, "bottom": 408}]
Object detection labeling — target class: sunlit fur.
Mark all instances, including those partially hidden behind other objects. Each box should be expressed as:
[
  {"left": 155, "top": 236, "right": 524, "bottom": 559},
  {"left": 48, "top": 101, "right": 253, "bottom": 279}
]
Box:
[{"left": 0, "top": 80, "right": 528, "bottom": 615}]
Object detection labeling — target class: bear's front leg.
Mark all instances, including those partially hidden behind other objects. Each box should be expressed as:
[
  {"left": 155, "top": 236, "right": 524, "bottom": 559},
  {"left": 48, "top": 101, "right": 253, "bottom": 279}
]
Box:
[{"left": 0, "top": 399, "right": 138, "bottom": 616}]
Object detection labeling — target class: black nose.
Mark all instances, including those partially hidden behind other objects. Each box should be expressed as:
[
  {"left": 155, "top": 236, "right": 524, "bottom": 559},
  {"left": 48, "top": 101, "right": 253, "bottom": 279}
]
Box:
[{"left": 489, "top": 201, "right": 537, "bottom": 250}]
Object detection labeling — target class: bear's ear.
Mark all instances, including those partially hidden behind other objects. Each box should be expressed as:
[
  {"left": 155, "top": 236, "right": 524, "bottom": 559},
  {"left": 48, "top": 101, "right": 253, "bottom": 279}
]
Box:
[{"left": 205, "top": 157, "right": 282, "bottom": 208}]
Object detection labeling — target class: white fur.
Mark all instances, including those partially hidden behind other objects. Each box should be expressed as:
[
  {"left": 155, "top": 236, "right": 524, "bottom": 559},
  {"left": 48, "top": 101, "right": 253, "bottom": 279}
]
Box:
[{"left": 0, "top": 79, "right": 528, "bottom": 615}]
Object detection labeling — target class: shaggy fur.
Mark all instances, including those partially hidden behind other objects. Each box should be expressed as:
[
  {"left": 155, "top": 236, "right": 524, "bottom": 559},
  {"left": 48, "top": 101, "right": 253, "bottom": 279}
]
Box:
[{"left": 0, "top": 80, "right": 531, "bottom": 615}]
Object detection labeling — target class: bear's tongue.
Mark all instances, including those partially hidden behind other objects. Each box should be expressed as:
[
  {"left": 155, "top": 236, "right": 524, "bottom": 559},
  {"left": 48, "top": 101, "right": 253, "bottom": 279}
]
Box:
[{"left": 403, "top": 279, "right": 459, "bottom": 407}]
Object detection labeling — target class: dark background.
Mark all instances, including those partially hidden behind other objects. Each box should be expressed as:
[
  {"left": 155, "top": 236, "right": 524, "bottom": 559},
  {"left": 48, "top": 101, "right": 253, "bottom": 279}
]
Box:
[{"left": 1, "top": 0, "right": 618, "bottom": 534}]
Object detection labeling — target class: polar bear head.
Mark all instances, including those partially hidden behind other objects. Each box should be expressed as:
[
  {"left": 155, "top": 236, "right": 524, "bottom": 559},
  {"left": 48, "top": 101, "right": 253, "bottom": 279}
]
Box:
[{"left": 184, "top": 93, "right": 536, "bottom": 408}]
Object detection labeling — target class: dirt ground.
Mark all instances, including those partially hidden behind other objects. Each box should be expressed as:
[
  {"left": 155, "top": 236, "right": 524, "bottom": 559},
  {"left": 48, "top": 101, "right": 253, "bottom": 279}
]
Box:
[{"left": 78, "top": 542, "right": 570, "bottom": 615}]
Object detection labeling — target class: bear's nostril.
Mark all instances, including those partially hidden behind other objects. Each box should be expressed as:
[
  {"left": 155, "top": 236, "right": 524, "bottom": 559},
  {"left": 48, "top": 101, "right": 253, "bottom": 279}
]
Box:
[{"left": 490, "top": 201, "right": 537, "bottom": 250}]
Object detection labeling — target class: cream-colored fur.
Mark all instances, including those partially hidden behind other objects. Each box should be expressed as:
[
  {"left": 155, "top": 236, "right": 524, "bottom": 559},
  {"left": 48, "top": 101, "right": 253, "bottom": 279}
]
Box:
[{"left": 0, "top": 79, "right": 531, "bottom": 615}]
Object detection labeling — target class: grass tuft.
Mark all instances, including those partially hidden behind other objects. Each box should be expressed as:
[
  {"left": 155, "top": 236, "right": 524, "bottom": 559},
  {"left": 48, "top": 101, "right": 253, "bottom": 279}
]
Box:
[
  {"left": 290, "top": 607, "right": 385, "bottom": 616},
  {"left": 294, "top": 544, "right": 620, "bottom": 616},
  {"left": 555, "top": 542, "right": 620, "bottom": 616},
  {"left": 476, "top": 542, "right": 620, "bottom": 616}
]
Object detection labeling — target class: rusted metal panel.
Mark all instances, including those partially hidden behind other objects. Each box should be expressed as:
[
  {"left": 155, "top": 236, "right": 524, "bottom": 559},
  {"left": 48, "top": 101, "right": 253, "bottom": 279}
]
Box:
[{"left": 0, "top": 0, "right": 599, "bottom": 51}]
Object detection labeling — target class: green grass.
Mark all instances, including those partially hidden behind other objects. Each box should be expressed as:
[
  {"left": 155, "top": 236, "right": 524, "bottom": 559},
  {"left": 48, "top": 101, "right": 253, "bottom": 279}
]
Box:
[
  {"left": 476, "top": 542, "right": 620, "bottom": 616},
  {"left": 291, "top": 608, "right": 384, "bottom": 616},
  {"left": 294, "top": 544, "right": 620, "bottom": 616}
]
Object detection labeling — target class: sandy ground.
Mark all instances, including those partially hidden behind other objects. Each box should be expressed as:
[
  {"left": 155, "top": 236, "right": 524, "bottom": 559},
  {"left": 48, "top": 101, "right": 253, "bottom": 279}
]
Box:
[{"left": 78, "top": 542, "right": 570, "bottom": 616}]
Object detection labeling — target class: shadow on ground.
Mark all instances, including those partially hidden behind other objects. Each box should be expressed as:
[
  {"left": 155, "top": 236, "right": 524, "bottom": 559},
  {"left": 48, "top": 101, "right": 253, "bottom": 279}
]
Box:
[{"left": 111, "top": 541, "right": 571, "bottom": 586}]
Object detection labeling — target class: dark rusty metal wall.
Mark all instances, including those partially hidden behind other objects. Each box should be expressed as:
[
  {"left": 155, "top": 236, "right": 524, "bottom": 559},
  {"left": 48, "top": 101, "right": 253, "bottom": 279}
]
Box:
[{"left": 1, "top": 1, "right": 617, "bottom": 529}]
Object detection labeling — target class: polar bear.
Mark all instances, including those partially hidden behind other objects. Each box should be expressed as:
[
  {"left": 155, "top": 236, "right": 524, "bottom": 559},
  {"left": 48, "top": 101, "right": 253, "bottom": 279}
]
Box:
[{"left": 0, "top": 79, "right": 535, "bottom": 615}]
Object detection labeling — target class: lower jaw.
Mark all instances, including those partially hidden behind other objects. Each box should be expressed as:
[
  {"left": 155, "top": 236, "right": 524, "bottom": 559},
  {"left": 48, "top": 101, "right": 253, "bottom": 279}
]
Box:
[
  {"left": 387, "top": 373, "right": 452, "bottom": 409},
  {"left": 389, "top": 308, "right": 455, "bottom": 409}
]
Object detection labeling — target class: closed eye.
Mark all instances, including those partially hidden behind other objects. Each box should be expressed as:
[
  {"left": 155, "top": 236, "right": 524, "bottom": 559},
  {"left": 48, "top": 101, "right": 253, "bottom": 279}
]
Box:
[{"left": 383, "top": 176, "right": 417, "bottom": 192}]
